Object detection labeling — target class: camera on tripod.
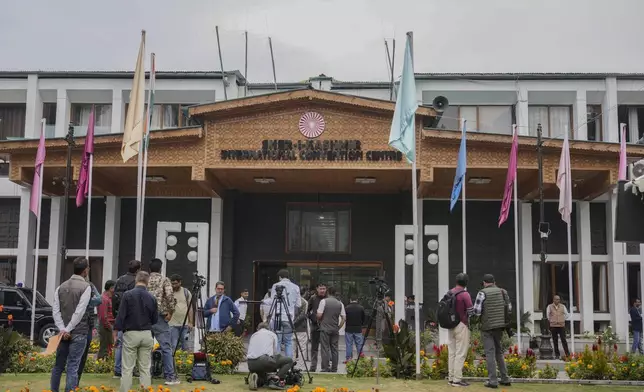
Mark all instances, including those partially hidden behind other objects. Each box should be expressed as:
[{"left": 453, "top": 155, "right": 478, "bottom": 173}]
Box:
[
  {"left": 369, "top": 277, "right": 390, "bottom": 297},
  {"left": 193, "top": 272, "right": 207, "bottom": 289},
  {"left": 274, "top": 285, "right": 285, "bottom": 297}
]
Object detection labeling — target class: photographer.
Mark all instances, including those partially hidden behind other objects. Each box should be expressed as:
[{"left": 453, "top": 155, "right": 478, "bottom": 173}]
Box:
[{"left": 270, "top": 269, "right": 301, "bottom": 358}]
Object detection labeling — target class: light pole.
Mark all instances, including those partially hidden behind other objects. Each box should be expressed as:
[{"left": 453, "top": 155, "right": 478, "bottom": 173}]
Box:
[
  {"left": 60, "top": 122, "right": 76, "bottom": 260},
  {"left": 537, "top": 123, "right": 554, "bottom": 359}
]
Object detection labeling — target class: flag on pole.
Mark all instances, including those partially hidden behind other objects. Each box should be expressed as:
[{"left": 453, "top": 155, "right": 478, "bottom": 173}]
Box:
[
  {"left": 557, "top": 132, "right": 572, "bottom": 224},
  {"left": 450, "top": 120, "right": 467, "bottom": 211},
  {"left": 619, "top": 123, "right": 627, "bottom": 181},
  {"left": 29, "top": 124, "right": 46, "bottom": 216},
  {"left": 499, "top": 125, "right": 519, "bottom": 227},
  {"left": 121, "top": 31, "right": 146, "bottom": 163},
  {"left": 388, "top": 36, "right": 418, "bottom": 163},
  {"left": 76, "top": 106, "right": 95, "bottom": 207}
]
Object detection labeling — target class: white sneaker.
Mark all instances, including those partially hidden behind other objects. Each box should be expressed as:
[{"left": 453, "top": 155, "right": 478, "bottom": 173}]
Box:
[
  {"left": 249, "top": 372, "right": 259, "bottom": 390},
  {"left": 165, "top": 379, "right": 181, "bottom": 385}
]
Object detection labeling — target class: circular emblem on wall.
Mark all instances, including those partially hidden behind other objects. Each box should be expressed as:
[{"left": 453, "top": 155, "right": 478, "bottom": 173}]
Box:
[{"left": 298, "top": 112, "right": 326, "bottom": 139}]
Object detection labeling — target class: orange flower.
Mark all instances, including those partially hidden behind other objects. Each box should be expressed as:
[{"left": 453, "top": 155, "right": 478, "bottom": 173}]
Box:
[
  {"left": 7, "top": 314, "right": 13, "bottom": 321},
  {"left": 388, "top": 301, "right": 395, "bottom": 307},
  {"left": 393, "top": 324, "right": 400, "bottom": 333}
]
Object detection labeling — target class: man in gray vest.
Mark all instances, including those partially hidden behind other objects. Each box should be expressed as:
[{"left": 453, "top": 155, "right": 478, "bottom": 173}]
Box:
[
  {"left": 316, "top": 287, "right": 345, "bottom": 373},
  {"left": 472, "top": 274, "right": 511, "bottom": 389},
  {"left": 50, "top": 257, "right": 92, "bottom": 392}
]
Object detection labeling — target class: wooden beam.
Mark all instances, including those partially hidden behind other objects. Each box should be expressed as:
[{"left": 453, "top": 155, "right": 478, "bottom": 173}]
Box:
[
  {"left": 90, "top": 171, "right": 118, "bottom": 196},
  {"left": 195, "top": 170, "right": 225, "bottom": 198},
  {"left": 522, "top": 183, "right": 555, "bottom": 201},
  {"left": 576, "top": 174, "right": 611, "bottom": 201}
]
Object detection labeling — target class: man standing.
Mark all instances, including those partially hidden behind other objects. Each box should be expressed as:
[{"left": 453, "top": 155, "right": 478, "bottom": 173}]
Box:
[
  {"left": 204, "top": 281, "right": 239, "bottom": 333},
  {"left": 77, "top": 279, "right": 102, "bottom": 383},
  {"left": 307, "top": 283, "right": 327, "bottom": 371},
  {"left": 547, "top": 295, "right": 571, "bottom": 359},
  {"left": 344, "top": 295, "right": 365, "bottom": 362},
  {"left": 260, "top": 291, "right": 272, "bottom": 323},
  {"left": 293, "top": 288, "right": 309, "bottom": 368},
  {"left": 114, "top": 271, "right": 158, "bottom": 392},
  {"left": 147, "top": 258, "right": 178, "bottom": 385},
  {"left": 631, "top": 299, "right": 643, "bottom": 354},
  {"left": 169, "top": 274, "right": 193, "bottom": 351},
  {"left": 316, "top": 287, "right": 345, "bottom": 373},
  {"left": 50, "top": 257, "right": 92, "bottom": 392},
  {"left": 473, "top": 274, "right": 511, "bottom": 389},
  {"left": 234, "top": 289, "right": 249, "bottom": 337},
  {"left": 113, "top": 260, "right": 142, "bottom": 377},
  {"left": 97, "top": 280, "right": 116, "bottom": 359},
  {"left": 446, "top": 273, "right": 474, "bottom": 387},
  {"left": 247, "top": 322, "right": 294, "bottom": 391},
  {"left": 270, "top": 270, "right": 301, "bottom": 358}
]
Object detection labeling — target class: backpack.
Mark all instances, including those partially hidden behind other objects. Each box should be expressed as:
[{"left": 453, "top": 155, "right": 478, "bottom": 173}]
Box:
[
  {"left": 437, "top": 289, "right": 465, "bottom": 329},
  {"left": 111, "top": 274, "right": 136, "bottom": 318}
]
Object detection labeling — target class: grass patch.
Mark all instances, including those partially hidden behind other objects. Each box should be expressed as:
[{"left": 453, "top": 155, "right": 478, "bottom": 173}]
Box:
[{"left": 1, "top": 373, "right": 643, "bottom": 391}]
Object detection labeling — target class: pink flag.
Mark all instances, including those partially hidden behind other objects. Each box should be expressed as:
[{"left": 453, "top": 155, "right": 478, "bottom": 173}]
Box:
[
  {"left": 619, "top": 123, "right": 627, "bottom": 181},
  {"left": 499, "top": 125, "right": 518, "bottom": 227},
  {"left": 29, "top": 123, "right": 46, "bottom": 216},
  {"left": 557, "top": 132, "right": 572, "bottom": 225},
  {"left": 76, "top": 107, "right": 95, "bottom": 207}
]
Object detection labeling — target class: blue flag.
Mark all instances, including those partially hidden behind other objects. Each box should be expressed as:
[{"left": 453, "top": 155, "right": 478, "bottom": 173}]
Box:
[
  {"left": 450, "top": 120, "right": 467, "bottom": 211},
  {"left": 388, "top": 35, "right": 418, "bottom": 163}
]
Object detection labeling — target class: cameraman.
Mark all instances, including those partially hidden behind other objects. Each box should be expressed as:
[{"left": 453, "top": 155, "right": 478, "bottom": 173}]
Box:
[
  {"left": 306, "top": 283, "right": 327, "bottom": 371},
  {"left": 270, "top": 270, "right": 301, "bottom": 358}
]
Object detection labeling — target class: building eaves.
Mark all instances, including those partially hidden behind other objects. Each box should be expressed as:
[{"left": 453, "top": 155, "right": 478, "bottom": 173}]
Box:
[
  {"left": 0, "top": 70, "right": 247, "bottom": 84},
  {"left": 248, "top": 82, "right": 312, "bottom": 90},
  {"left": 414, "top": 72, "right": 644, "bottom": 80}
]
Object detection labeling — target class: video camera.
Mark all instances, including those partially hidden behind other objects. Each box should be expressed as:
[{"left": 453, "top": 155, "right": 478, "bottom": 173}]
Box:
[
  {"left": 193, "top": 272, "right": 207, "bottom": 289},
  {"left": 369, "top": 277, "right": 390, "bottom": 298},
  {"left": 275, "top": 285, "right": 286, "bottom": 297}
]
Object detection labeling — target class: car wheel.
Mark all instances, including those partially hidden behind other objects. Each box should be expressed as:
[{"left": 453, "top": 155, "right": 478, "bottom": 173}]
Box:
[{"left": 38, "top": 323, "right": 58, "bottom": 348}]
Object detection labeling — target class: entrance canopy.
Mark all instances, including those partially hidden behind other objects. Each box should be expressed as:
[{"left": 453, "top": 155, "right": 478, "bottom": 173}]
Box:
[{"left": 1, "top": 87, "right": 642, "bottom": 201}]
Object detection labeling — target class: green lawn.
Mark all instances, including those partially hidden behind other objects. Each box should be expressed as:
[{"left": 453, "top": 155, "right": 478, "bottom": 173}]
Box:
[{"left": 1, "top": 374, "right": 643, "bottom": 392}]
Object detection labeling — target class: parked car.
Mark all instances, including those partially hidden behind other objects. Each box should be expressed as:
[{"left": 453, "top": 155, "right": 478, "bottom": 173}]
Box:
[{"left": 0, "top": 283, "right": 58, "bottom": 347}]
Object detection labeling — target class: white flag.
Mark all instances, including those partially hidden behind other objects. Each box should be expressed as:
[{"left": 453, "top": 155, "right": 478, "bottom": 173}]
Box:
[
  {"left": 121, "top": 31, "right": 146, "bottom": 163},
  {"left": 557, "top": 132, "right": 572, "bottom": 224}
]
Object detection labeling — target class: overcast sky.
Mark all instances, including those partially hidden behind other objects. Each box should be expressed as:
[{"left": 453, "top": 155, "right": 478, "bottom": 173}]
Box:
[{"left": 1, "top": 0, "right": 643, "bottom": 82}]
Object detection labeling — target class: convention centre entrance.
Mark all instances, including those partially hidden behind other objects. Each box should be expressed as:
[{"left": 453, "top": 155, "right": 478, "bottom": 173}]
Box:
[{"left": 252, "top": 260, "right": 383, "bottom": 325}]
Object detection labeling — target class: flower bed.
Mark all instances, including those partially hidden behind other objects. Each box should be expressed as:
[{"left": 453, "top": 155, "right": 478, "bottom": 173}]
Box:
[{"left": 565, "top": 340, "right": 644, "bottom": 381}]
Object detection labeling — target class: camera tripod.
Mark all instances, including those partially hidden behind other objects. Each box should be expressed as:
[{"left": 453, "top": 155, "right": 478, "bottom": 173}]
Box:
[
  {"left": 173, "top": 273, "right": 220, "bottom": 384},
  {"left": 350, "top": 288, "right": 403, "bottom": 380},
  {"left": 266, "top": 286, "right": 313, "bottom": 385}
]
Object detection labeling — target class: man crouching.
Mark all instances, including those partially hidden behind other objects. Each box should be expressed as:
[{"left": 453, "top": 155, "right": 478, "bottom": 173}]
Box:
[{"left": 247, "top": 322, "right": 294, "bottom": 390}]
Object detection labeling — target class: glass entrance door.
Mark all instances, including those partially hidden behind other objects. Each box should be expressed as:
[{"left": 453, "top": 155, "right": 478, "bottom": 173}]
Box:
[{"left": 252, "top": 260, "right": 383, "bottom": 327}]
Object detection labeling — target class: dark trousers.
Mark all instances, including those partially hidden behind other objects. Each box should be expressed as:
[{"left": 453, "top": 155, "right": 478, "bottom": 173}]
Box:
[
  {"left": 320, "top": 330, "right": 339, "bottom": 372},
  {"left": 98, "top": 325, "right": 114, "bottom": 359},
  {"left": 77, "top": 327, "right": 93, "bottom": 382},
  {"left": 310, "top": 329, "right": 321, "bottom": 370},
  {"left": 550, "top": 327, "right": 570, "bottom": 357},
  {"left": 482, "top": 328, "right": 509, "bottom": 386},
  {"left": 248, "top": 354, "right": 294, "bottom": 380}
]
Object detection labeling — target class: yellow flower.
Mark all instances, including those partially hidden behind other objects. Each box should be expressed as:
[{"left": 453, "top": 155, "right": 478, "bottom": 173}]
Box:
[
  {"left": 521, "top": 364, "right": 527, "bottom": 370},
  {"left": 633, "top": 363, "right": 637, "bottom": 367},
  {"left": 587, "top": 364, "right": 593, "bottom": 369},
  {"left": 187, "top": 360, "right": 193, "bottom": 365},
  {"left": 419, "top": 350, "right": 425, "bottom": 356}
]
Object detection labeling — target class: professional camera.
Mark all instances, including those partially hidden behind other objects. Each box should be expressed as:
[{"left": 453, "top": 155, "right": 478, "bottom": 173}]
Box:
[
  {"left": 193, "top": 272, "right": 207, "bottom": 289},
  {"left": 369, "top": 277, "right": 390, "bottom": 298},
  {"left": 275, "top": 285, "right": 286, "bottom": 297}
]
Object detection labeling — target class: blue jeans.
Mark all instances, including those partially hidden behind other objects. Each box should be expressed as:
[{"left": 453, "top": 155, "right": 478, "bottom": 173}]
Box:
[
  {"left": 50, "top": 334, "right": 88, "bottom": 392},
  {"left": 170, "top": 325, "right": 189, "bottom": 352},
  {"left": 77, "top": 327, "right": 93, "bottom": 382},
  {"left": 633, "top": 330, "right": 643, "bottom": 354},
  {"left": 345, "top": 332, "right": 364, "bottom": 360},
  {"left": 152, "top": 318, "right": 176, "bottom": 381},
  {"left": 114, "top": 330, "right": 123, "bottom": 375},
  {"left": 274, "top": 321, "right": 293, "bottom": 358}
]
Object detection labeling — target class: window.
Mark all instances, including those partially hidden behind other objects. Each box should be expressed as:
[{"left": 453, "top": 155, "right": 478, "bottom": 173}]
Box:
[
  {"left": 434, "top": 105, "right": 513, "bottom": 134},
  {"left": 592, "top": 263, "right": 609, "bottom": 312},
  {"left": 124, "top": 104, "right": 195, "bottom": 130},
  {"left": 19, "top": 288, "right": 49, "bottom": 308},
  {"left": 287, "top": 203, "right": 351, "bottom": 253},
  {"left": 0, "top": 290, "right": 23, "bottom": 307},
  {"left": 587, "top": 105, "right": 602, "bottom": 141},
  {"left": 43, "top": 103, "right": 57, "bottom": 138},
  {"left": 71, "top": 104, "right": 112, "bottom": 135},
  {"left": 533, "top": 262, "right": 579, "bottom": 311},
  {"left": 0, "top": 257, "right": 16, "bottom": 284},
  {"left": 528, "top": 106, "right": 572, "bottom": 138},
  {"left": 617, "top": 105, "right": 644, "bottom": 143},
  {"left": 0, "top": 104, "right": 26, "bottom": 140}
]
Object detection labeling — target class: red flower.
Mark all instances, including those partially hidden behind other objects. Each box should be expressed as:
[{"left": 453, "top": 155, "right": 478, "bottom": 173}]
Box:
[
  {"left": 592, "top": 344, "right": 598, "bottom": 351},
  {"left": 614, "top": 344, "right": 618, "bottom": 351},
  {"left": 508, "top": 347, "right": 514, "bottom": 354},
  {"left": 526, "top": 348, "right": 535, "bottom": 357},
  {"left": 514, "top": 344, "right": 519, "bottom": 352},
  {"left": 359, "top": 353, "right": 365, "bottom": 358},
  {"left": 433, "top": 344, "right": 439, "bottom": 353},
  {"left": 620, "top": 355, "right": 629, "bottom": 363},
  {"left": 473, "top": 340, "right": 479, "bottom": 346},
  {"left": 597, "top": 336, "right": 602, "bottom": 345}
]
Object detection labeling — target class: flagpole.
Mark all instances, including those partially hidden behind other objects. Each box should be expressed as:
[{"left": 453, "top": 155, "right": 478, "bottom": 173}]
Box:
[
  {"left": 512, "top": 125, "right": 521, "bottom": 352},
  {"left": 403, "top": 30, "right": 421, "bottom": 379},
  {"left": 565, "top": 127, "right": 575, "bottom": 354},
  {"left": 138, "top": 52, "right": 155, "bottom": 260},
  {"left": 135, "top": 141, "right": 143, "bottom": 261},
  {"left": 462, "top": 160, "right": 467, "bottom": 274},
  {"left": 30, "top": 119, "right": 46, "bottom": 342},
  {"left": 84, "top": 154, "right": 93, "bottom": 259}
]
